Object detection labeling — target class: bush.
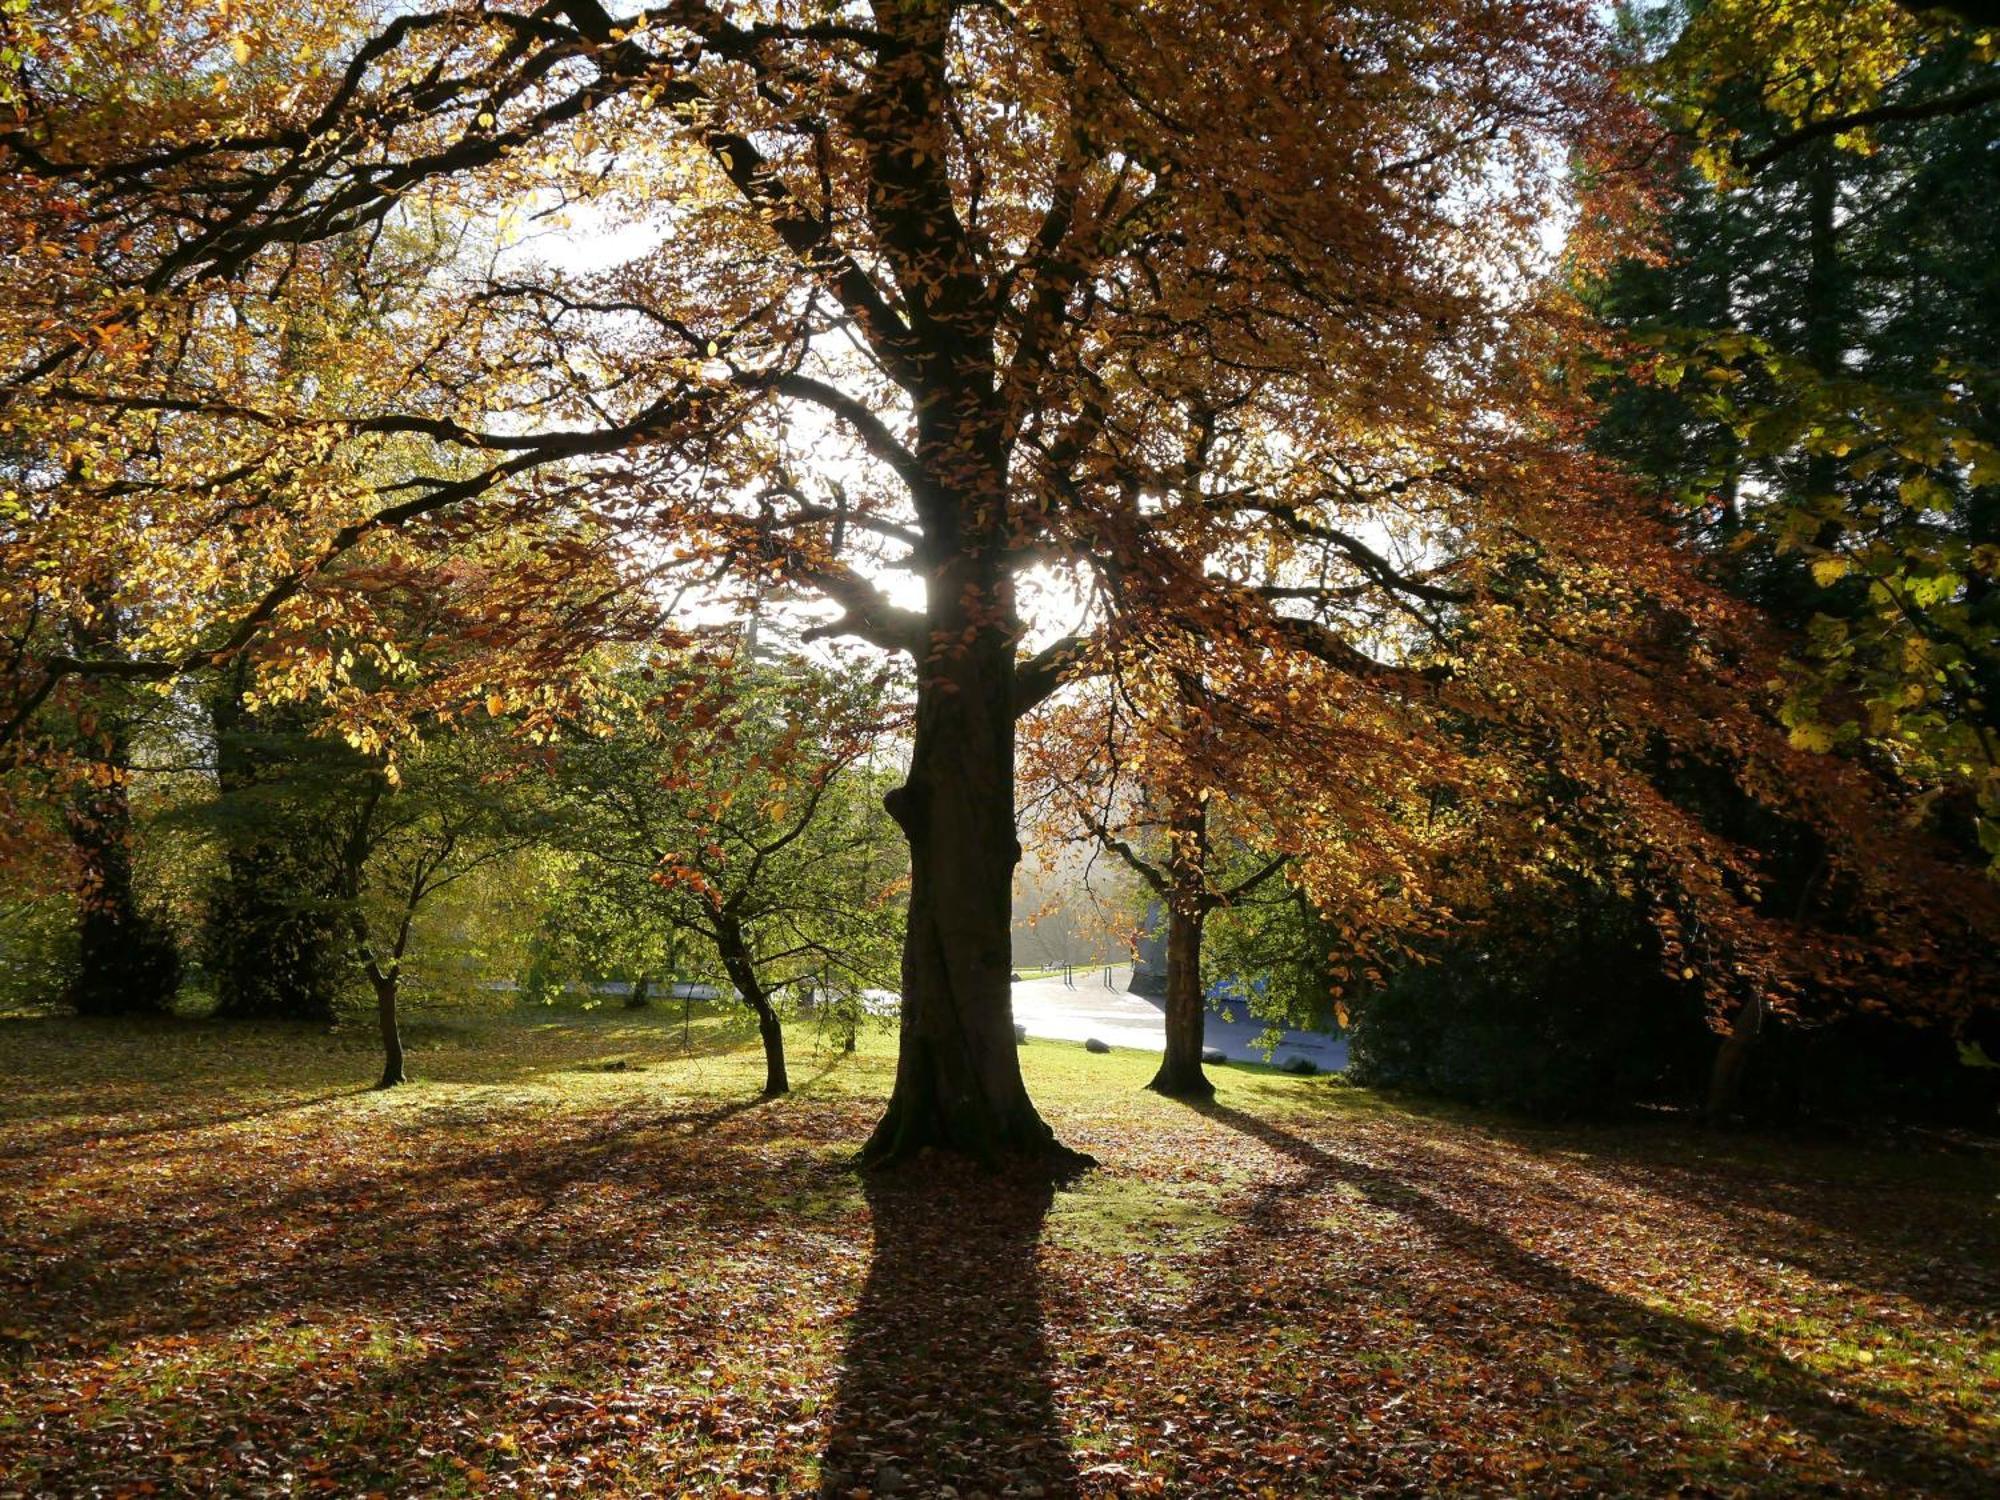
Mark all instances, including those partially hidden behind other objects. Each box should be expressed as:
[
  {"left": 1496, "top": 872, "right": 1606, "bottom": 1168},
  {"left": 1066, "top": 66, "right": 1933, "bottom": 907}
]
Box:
[
  {"left": 1346, "top": 883, "right": 2000, "bottom": 1130},
  {"left": 0, "top": 894, "right": 78, "bottom": 1013},
  {"left": 1347, "top": 887, "right": 1710, "bottom": 1119}
]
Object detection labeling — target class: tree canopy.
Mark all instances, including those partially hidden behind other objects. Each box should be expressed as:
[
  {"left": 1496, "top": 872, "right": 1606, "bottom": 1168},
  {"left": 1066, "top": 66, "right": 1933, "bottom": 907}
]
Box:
[{"left": 3, "top": 0, "right": 1995, "bottom": 1161}]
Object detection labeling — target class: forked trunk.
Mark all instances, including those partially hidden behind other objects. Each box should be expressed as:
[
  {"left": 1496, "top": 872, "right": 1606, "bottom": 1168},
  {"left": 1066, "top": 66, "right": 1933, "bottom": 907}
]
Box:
[
  {"left": 863, "top": 624, "right": 1073, "bottom": 1168},
  {"left": 1148, "top": 901, "right": 1213, "bottom": 1099}
]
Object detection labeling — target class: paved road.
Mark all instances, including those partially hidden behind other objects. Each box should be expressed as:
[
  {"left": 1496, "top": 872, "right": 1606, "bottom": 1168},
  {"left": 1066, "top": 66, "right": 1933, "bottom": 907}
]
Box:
[{"left": 1010, "top": 965, "right": 1347, "bottom": 1072}]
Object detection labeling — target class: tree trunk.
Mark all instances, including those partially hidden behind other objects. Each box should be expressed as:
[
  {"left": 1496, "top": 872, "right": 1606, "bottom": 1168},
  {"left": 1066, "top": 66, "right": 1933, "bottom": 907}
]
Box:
[
  {"left": 863, "top": 600, "right": 1073, "bottom": 1168},
  {"left": 203, "top": 662, "right": 341, "bottom": 1024},
  {"left": 1148, "top": 801, "right": 1215, "bottom": 1099},
  {"left": 373, "top": 970, "right": 406, "bottom": 1088},
  {"left": 626, "top": 974, "right": 652, "bottom": 1009},
  {"left": 1149, "top": 902, "right": 1213, "bottom": 1099},
  {"left": 752, "top": 997, "right": 789, "bottom": 1097},
  {"left": 715, "top": 914, "right": 788, "bottom": 1097},
  {"left": 1705, "top": 990, "right": 1764, "bottom": 1123},
  {"left": 834, "top": 1, "right": 1078, "bottom": 1170}
]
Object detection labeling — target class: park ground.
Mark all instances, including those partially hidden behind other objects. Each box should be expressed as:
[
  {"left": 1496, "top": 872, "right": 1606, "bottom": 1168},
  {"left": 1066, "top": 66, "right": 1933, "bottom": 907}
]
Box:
[{"left": 1, "top": 1006, "right": 1996, "bottom": 1498}]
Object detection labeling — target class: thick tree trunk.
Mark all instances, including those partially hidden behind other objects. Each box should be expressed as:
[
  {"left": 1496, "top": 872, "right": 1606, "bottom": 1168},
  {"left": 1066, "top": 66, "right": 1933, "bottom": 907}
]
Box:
[
  {"left": 863, "top": 617, "right": 1072, "bottom": 1168},
  {"left": 373, "top": 971, "right": 406, "bottom": 1088},
  {"left": 1149, "top": 902, "right": 1213, "bottom": 1099},
  {"left": 626, "top": 974, "right": 652, "bottom": 1010},
  {"left": 204, "top": 663, "right": 341, "bottom": 1024},
  {"left": 1148, "top": 801, "right": 1215, "bottom": 1099}
]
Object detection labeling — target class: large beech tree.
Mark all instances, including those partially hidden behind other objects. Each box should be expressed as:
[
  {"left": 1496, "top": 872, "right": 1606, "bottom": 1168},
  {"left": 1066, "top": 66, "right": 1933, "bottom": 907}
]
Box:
[{"left": 4, "top": 1, "right": 1994, "bottom": 1162}]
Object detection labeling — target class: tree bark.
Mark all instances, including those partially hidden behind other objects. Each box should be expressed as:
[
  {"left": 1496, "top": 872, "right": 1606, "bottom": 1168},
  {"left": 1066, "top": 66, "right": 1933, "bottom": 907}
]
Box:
[
  {"left": 752, "top": 996, "right": 789, "bottom": 1097},
  {"left": 64, "top": 760, "right": 178, "bottom": 1017},
  {"left": 862, "top": 590, "right": 1073, "bottom": 1168},
  {"left": 1150, "top": 903, "right": 1213, "bottom": 1099},
  {"left": 373, "top": 970, "right": 406, "bottom": 1088},
  {"left": 1149, "top": 802, "right": 1215, "bottom": 1099},
  {"left": 626, "top": 974, "right": 652, "bottom": 1009},
  {"left": 847, "top": 1, "right": 1075, "bottom": 1169},
  {"left": 715, "top": 913, "right": 788, "bottom": 1097},
  {"left": 203, "top": 661, "right": 342, "bottom": 1024}
]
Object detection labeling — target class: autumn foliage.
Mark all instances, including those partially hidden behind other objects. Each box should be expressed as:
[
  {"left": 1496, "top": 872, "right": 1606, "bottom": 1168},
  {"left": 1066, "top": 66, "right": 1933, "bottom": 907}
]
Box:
[{"left": 1, "top": 0, "right": 1995, "bottom": 1160}]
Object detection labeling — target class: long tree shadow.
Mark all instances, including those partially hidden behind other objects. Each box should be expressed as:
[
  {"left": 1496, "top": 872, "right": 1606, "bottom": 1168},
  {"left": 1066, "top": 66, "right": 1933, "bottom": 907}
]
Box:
[
  {"left": 3, "top": 1092, "right": 872, "bottom": 1494},
  {"left": 1269, "top": 1082, "right": 2000, "bottom": 1322},
  {"left": 818, "top": 1163, "right": 1076, "bottom": 1497},
  {"left": 2, "top": 1094, "right": 784, "bottom": 1358},
  {"left": 1188, "top": 1100, "right": 1998, "bottom": 1496}
]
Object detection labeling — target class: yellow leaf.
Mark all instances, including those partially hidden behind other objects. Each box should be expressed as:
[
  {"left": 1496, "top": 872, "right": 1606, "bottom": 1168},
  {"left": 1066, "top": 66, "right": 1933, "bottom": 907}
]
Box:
[
  {"left": 486, "top": 693, "right": 506, "bottom": 717},
  {"left": 230, "top": 37, "right": 252, "bottom": 65}
]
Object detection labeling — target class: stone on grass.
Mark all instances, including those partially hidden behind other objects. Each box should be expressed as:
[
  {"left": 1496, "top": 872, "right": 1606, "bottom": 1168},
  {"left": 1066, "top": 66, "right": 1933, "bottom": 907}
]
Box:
[
  {"left": 1279, "top": 1054, "right": 1318, "bottom": 1076},
  {"left": 1201, "top": 1046, "right": 1228, "bottom": 1064},
  {"left": 1084, "top": 1037, "right": 1111, "bottom": 1054},
  {"left": 1013, "top": 1022, "right": 1028, "bottom": 1044}
]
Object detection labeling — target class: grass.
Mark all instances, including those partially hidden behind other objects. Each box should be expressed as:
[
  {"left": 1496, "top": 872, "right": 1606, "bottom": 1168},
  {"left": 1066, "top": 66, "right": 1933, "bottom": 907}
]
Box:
[{"left": 0, "top": 1004, "right": 1995, "bottom": 1496}]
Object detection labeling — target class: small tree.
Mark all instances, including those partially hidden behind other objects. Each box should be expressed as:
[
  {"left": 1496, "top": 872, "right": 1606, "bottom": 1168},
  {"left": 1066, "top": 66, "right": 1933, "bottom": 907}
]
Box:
[
  {"left": 1026, "top": 670, "right": 1291, "bottom": 1098},
  {"left": 325, "top": 738, "right": 538, "bottom": 1087},
  {"left": 550, "top": 656, "right": 906, "bottom": 1098}
]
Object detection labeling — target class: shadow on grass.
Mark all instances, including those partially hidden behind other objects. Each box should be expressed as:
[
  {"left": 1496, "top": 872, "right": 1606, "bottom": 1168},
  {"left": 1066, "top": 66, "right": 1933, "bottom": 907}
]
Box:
[
  {"left": 1187, "top": 1099, "right": 1998, "bottom": 1496},
  {"left": 0, "top": 1089, "right": 882, "bottom": 1493},
  {"left": 0, "top": 1086, "right": 373, "bottom": 1163},
  {"left": 1264, "top": 1077, "right": 2000, "bottom": 1324},
  {"left": 818, "top": 1163, "right": 1074, "bottom": 1497},
  {"left": 1, "top": 1093, "right": 791, "bottom": 1358},
  {"left": 0, "top": 1006, "right": 771, "bottom": 1139}
]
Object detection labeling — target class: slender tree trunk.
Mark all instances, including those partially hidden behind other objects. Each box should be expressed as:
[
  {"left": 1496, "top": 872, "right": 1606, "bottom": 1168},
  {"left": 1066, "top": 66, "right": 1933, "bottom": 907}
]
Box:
[
  {"left": 626, "top": 974, "right": 652, "bottom": 1009},
  {"left": 1149, "top": 801, "right": 1215, "bottom": 1099},
  {"left": 864, "top": 580, "right": 1071, "bottom": 1167},
  {"left": 1705, "top": 990, "right": 1764, "bottom": 1123},
  {"left": 1802, "top": 142, "right": 1847, "bottom": 553},
  {"left": 752, "top": 997, "right": 789, "bottom": 1097},
  {"left": 373, "top": 970, "right": 406, "bottom": 1088},
  {"left": 716, "top": 914, "right": 788, "bottom": 1096}
]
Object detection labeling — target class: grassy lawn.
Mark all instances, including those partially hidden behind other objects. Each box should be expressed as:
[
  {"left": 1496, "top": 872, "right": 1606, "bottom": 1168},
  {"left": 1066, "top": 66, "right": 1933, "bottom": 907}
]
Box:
[{"left": 1, "top": 1007, "right": 1995, "bottom": 1497}]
